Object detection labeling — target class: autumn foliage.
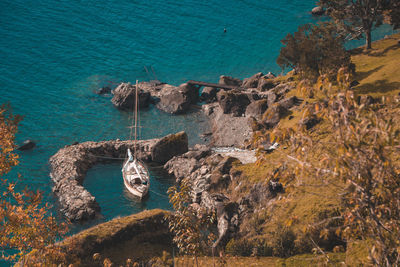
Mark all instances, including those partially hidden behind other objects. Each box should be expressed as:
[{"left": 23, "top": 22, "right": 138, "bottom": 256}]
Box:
[
  {"left": 167, "top": 178, "right": 217, "bottom": 256},
  {"left": 0, "top": 104, "right": 68, "bottom": 266},
  {"left": 264, "top": 70, "right": 400, "bottom": 265}
]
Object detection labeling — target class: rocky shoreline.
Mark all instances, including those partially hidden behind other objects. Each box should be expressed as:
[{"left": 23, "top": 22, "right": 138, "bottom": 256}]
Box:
[
  {"left": 109, "top": 71, "right": 300, "bottom": 148},
  {"left": 50, "top": 132, "right": 188, "bottom": 221},
  {"left": 54, "top": 69, "right": 308, "bottom": 248}
]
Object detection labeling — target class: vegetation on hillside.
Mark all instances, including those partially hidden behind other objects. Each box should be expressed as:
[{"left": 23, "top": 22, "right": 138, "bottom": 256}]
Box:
[
  {"left": 277, "top": 22, "right": 351, "bottom": 80},
  {"left": 319, "top": 0, "right": 400, "bottom": 49}
]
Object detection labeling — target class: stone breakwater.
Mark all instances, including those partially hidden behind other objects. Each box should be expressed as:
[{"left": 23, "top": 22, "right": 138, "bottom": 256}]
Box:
[{"left": 50, "top": 132, "right": 188, "bottom": 222}]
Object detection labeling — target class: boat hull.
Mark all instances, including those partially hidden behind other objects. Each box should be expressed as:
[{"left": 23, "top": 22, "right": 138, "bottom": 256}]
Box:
[{"left": 122, "top": 159, "right": 150, "bottom": 199}]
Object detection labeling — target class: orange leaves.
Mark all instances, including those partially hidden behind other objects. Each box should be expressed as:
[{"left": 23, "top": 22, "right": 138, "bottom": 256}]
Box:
[{"left": 0, "top": 105, "right": 69, "bottom": 265}]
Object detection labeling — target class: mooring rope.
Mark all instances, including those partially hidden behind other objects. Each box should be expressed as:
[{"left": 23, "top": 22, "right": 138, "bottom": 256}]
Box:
[
  {"left": 149, "top": 189, "right": 169, "bottom": 199},
  {"left": 92, "top": 155, "right": 125, "bottom": 160}
]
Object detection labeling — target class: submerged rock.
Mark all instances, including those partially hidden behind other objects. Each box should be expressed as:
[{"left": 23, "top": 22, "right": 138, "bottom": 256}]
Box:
[
  {"left": 17, "top": 140, "right": 36, "bottom": 151},
  {"left": 311, "top": 6, "right": 325, "bottom": 15},
  {"left": 96, "top": 86, "right": 111, "bottom": 95}
]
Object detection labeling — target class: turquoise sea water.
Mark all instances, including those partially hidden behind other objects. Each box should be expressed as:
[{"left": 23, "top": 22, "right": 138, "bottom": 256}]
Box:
[{"left": 0, "top": 0, "right": 396, "bottom": 239}]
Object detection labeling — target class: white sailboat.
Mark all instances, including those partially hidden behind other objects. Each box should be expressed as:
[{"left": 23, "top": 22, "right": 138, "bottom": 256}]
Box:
[{"left": 122, "top": 81, "right": 150, "bottom": 199}]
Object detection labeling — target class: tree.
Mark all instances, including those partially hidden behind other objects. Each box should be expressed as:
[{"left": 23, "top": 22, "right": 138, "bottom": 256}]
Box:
[
  {"left": 319, "top": 0, "right": 397, "bottom": 49},
  {"left": 272, "top": 71, "right": 400, "bottom": 265},
  {"left": 385, "top": 1, "right": 400, "bottom": 29},
  {"left": 167, "top": 178, "right": 216, "bottom": 264},
  {"left": 277, "top": 22, "right": 351, "bottom": 80},
  {"left": 0, "top": 104, "right": 68, "bottom": 265}
]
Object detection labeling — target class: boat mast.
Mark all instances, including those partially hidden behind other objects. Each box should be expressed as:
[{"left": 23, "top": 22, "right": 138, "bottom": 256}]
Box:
[{"left": 134, "top": 80, "right": 139, "bottom": 160}]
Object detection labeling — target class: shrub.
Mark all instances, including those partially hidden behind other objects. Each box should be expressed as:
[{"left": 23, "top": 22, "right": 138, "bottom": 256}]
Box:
[{"left": 277, "top": 22, "right": 351, "bottom": 81}]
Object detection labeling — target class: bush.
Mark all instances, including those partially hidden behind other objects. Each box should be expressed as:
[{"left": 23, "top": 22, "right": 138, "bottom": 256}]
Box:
[
  {"left": 225, "top": 238, "right": 253, "bottom": 256},
  {"left": 277, "top": 23, "right": 351, "bottom": 80}
]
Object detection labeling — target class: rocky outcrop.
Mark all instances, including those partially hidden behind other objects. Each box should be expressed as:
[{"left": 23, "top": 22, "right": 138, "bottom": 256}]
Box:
[
  {"left": 257, "top": 77, "right": 277, "bottom": 91},
  {"left": 164, "top": 146, "right": 259, "bottom": 250},
  {"left": 111, "top": 83, "right": 151, "bottom": 110},
  {"left": 238, "top": 181, "right": 283, "bottom": 219},
  {"left": 242, "top": 72, "right": 263, "bottom": 89},
  {"left": 151, "top": 131, "right": 189, "bottom": 164},
  {"left": 217, "top": 90, "right": 251, "bottom": 117},
  {"left": 262, "top": 104, "right": 289, "bottom": 129},
  {"left": 156, "top": 83, "right": 199, "bottom": 114},
  {"left": 17, "top": 139, "right": 36, "bottom": 151},
  {"left": 245, "top": 99, "right": 269, "bottom": 118},
  {"left": 219, "top": 75, "right": 242, "bottom": 87},
  {"left": 201, "top": 86, "right": 218, "bottom": 103},
  {"left": 299, "top": 115, "right": 321, "bottom": 130},
  {"left": 204, "top": 103, "right": 253, "bottom": 147},
  {"left": 164, "top": 144, "right": 211, "bottom": 183},
  {"left": 50, "top": 132, "right": 188, "bottom": 221},
  {"left": 278, "top": 96, "right": 303, "bottom": 109}
]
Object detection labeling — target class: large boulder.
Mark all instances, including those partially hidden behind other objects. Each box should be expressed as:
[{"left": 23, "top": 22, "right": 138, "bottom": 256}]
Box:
[
  {"left": 111, "top": 83, "right": 151, "bottom": 110},
  {"left": 262, "top": 104, "right": 288, "bottom": 129},
  {"left": 278, "top": 96, "right": 302, "bottom": 109},
  {"left": 271, "top": 83, "right": 294, "bottom": 97},
  {"left": 257, "top": 77, "right": 277, "bottom": 91},
  {"left": 219, "top": 75, "right": 242, "bottom": 87},
  {"left": 299, "top": 115, "right": 321, "bottom": 130},
  {"left": 164, "top": 145, "right": 211, "bottom": 183},
  {"left": 201, "top": 86, "right": 218, "bottom": 103},
  {"left": 242, "top": 72, "right": 263, "bottom": 89},
  {"left": 156, "top": 83, "right": 198, "bottom": 114},
  {"left": 217, "top": 90, "right": 251, "bottom": 117},
  {"left": 245, "top": 99, "right": 269, "bottom": 118},
  {"left": 151, "top": 131, "right": 188, "bottom": 164}
]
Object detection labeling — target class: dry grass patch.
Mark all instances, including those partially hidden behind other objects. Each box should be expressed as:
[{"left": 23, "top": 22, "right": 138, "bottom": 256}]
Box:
[{"left": 351, "top": 33, "right": 400, "bottom": 97}]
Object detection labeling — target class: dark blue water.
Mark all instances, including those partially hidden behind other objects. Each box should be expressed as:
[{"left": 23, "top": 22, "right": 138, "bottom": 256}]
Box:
[{"left": 0, "top": 0, "right": 396, "bottom": 234}]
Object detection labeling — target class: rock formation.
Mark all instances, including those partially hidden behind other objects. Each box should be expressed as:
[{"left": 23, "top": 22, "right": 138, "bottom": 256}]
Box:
[
  {"left": 311, "top": 6, "right": 325, "bottom": 16},
  {"left": 50, "top": 132, "right": 188, "bottom": 221},
  {"left": 111, "top": 83, "right": 151, "bottom": 110},
  {"left": 156, "top": 83, "right": 199, "bottom": 114}
]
